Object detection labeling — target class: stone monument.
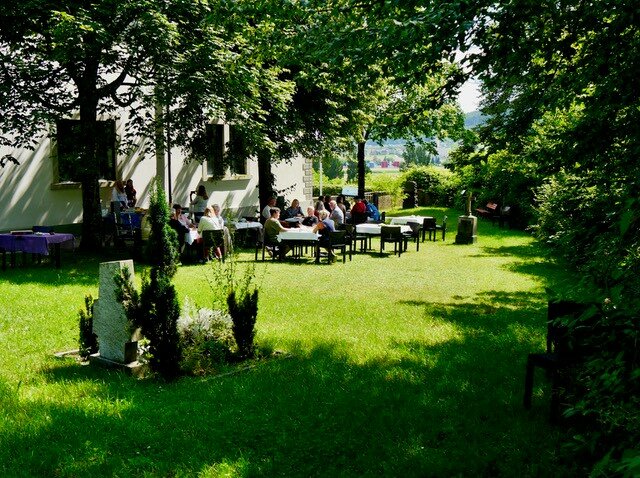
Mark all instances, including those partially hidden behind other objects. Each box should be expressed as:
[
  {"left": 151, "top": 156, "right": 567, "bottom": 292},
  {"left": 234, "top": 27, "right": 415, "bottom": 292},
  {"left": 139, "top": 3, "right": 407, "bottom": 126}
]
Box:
[
  {"left": 92, "top": 260, "right": 139, "bottom": 365},
  {"left": 455, "top": 191, "right": 478, "bottom": 244}
]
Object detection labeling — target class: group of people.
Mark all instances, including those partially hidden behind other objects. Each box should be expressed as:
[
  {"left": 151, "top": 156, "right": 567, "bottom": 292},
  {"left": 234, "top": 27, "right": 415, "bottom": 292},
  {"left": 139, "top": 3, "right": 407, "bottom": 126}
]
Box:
[
  {"left": 261, "top": 194, "right": 381, "bottom": 261},
  {"left": 111, "top": 179, "right": 137, "bottom": 210},
  {"left": 169, "top": 200, "right": 227, "bottom": 260}
]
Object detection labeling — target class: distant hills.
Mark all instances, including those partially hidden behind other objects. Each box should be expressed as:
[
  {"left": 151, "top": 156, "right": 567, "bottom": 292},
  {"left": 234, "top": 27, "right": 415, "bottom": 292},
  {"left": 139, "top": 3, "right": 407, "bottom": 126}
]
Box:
[{"left": 365, "top": 110, "right": 485, "bottom": 164}]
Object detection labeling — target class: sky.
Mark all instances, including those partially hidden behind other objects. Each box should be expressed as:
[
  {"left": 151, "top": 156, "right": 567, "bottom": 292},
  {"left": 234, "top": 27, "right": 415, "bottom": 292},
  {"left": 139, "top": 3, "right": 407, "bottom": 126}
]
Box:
[{"left": 458, "top": 78, "right": 482, "bottom": 113}]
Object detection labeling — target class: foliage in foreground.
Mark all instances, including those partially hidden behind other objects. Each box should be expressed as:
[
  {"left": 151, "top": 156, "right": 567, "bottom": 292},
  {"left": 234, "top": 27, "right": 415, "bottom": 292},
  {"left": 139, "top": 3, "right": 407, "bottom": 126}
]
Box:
[
  {"left": 117, "top": 180, "right": 182, "bottom": 379},
  {"left": 77, "top": 295, "right": 97, "bottom": 360}
]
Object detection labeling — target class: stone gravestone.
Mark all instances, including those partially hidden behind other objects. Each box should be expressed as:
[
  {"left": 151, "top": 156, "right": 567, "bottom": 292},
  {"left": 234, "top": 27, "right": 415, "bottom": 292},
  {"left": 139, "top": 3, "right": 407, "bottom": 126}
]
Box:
[{"left": 92, "top": 260, "right": 138, "bottom": 364}]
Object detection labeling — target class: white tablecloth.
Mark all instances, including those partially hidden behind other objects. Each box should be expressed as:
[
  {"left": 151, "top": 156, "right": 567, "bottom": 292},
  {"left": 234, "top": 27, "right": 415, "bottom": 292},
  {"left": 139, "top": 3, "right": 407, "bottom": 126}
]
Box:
[
  {"left": 277, "top": 230, "right": 319, "bottom": 242},
  {"left": 185, "top": 229, "right": 199, "bottom": 245},
  {"left": 389, "top": 216, "right": 434, "bottom": 226},
  {"left": 231, "top": 221, "right": 262, "bottom": 230},
  {"left": 356, "top": 224, "right": 411, "bottom": 235}
]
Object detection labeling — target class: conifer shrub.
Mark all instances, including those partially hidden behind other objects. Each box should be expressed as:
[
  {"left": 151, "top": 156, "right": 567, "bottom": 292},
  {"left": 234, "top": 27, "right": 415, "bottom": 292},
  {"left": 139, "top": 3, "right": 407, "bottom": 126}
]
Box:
[
  {"left": 78, "top": 295, "right": 98, "bottom": 360},
  {"left": 117, "top": 178, "right": 182, "bottom": 379}
]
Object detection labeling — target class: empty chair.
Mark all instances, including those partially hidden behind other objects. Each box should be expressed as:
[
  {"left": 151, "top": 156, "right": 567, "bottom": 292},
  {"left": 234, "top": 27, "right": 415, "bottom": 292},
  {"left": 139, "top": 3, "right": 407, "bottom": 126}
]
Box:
[
  {"left": 422, "top": 217, "right": 437, "bottom": 242},
  {"left": 380, "top": 225, "right": 408, "bottom": 257},
  {"left": 404, "top": 222, "right": 421, "bottom": 252}
]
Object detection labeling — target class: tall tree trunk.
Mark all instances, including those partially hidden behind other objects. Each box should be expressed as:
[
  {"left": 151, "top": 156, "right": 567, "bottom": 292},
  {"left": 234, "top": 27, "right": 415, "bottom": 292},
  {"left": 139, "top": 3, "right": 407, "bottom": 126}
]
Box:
[
  {"left": 357, "top": 140, "right": 366, "bottom": 198},
  {"left": 257, "top": 150, "right": 275, "bottom": 212},
  {"left": 77, "top": 60, "right": 103, "bottom": 252}
]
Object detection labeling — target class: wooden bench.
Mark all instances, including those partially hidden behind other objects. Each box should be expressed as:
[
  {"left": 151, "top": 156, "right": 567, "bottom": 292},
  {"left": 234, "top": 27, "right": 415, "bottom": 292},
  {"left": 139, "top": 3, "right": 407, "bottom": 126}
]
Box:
[{"left": 475, "top": 201, "right": 499, "bottom": 219}]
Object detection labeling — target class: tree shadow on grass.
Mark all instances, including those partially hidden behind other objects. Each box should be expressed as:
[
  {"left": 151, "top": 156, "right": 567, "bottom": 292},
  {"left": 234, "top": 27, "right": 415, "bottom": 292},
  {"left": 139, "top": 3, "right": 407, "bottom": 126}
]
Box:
[{"left": 2, "top": 309, "right": 567, "bottom": 478}]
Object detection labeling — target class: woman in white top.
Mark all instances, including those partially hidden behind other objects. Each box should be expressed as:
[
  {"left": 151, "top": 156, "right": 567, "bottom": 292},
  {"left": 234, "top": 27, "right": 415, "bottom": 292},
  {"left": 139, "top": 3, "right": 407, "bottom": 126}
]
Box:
[
  {"left": 190, "top": 185, "right": 209, "bottom": 214},
  {"left": 197, "top": 206, "right": 223, "bottom": 259},
  {"left": 111, "top": 180, "right": 128, "bottom": 209},
  {"left": 197, "top": 207, "right": 223, "bottom": 232}
]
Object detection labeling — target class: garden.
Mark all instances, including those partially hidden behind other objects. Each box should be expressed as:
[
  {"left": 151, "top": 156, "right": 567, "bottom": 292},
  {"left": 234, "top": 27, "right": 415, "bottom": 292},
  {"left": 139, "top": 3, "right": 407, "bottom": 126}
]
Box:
[{"left": 2, "top": 207, "right": 585, "bottom": 477}]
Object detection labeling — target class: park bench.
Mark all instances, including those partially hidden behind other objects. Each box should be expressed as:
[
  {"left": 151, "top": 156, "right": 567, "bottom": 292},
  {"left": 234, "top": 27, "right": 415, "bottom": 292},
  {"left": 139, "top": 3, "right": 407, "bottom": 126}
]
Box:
[{"left": 475, "top": 201, "right": 499, "bottom": 220}]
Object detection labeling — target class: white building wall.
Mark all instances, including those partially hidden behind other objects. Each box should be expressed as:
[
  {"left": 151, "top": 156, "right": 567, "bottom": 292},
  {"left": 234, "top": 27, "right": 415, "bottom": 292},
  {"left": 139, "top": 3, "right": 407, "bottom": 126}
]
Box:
[{"left": 0, "top": 122, "right": 310, "bottom": 231}]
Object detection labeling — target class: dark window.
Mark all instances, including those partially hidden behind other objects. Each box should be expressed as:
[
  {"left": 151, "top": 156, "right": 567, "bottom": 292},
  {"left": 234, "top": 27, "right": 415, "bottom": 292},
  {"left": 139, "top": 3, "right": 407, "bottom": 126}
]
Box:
[
  {"left": 56, "top": 119, "right": 116, "bottom": 182},
  {"left": 205, "top": 123, "right": 225, "bottom": 178},
  {"left": 228, "top": 125, "right": 247, "bottom": 175}
]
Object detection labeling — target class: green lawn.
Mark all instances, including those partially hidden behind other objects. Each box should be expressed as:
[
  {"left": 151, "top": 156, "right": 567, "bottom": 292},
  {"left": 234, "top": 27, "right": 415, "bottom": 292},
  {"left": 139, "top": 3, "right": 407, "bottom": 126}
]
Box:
[{"left": 0, "top": 207, "right": 577, "bottom": 477}]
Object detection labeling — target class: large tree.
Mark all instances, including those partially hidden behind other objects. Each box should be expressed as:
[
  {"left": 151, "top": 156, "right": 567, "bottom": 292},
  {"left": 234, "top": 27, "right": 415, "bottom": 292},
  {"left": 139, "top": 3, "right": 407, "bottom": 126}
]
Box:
[{"left": 0, "top": 0, "right": 287, "bottom": 251}]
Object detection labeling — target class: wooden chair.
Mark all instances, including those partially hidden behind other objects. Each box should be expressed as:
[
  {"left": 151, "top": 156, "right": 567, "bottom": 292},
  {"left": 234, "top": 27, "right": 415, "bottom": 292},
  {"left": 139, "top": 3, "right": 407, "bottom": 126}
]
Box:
[
  {"left": 317, "top": 230, "right": 350, "bottom": 263},
  {"left": 435, "top": 215, "right": 448, "bottom": 241},
  {"left": 202, "top": 229, "right": 225, "bottom": 261},
  {"left": 380, "top": 225, "right": 408, "bottom": 257},
  {"left": 403, "top": 222, "right": 421, "bottom": 252},
  {"left": 523, "top": 300, "right": 594, "bottom": 422},
  {"left": 255, "top": 228, "right": 280, "bottom": 261},
  {"left": 422, "top": 217, "right": 437, "bottom": 242}
]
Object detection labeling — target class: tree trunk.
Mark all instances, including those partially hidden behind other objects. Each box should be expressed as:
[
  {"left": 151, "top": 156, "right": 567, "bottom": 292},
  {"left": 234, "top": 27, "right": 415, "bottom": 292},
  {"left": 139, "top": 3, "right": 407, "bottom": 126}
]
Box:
[
  {"left": 357, "top": 140, "right": 366, "bottom": 198},
  {"left": 257, "top": 151, "right": 275, "bottom": 212},
  {"left": 77, "top": 60, "right": 103, "bottom": 252}
]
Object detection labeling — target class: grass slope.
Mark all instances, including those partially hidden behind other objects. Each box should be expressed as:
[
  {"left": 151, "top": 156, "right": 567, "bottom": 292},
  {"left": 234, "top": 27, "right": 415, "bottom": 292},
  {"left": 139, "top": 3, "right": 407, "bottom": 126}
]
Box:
[{"left": 0, "top": 207, "right": 577, "bottom": 477}]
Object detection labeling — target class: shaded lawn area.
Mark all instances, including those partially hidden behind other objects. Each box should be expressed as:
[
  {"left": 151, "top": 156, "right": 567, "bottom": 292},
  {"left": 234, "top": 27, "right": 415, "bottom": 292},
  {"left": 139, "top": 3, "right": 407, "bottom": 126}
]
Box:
[{"left": 0, "top": 207, "right": 578, "bottom": 477}]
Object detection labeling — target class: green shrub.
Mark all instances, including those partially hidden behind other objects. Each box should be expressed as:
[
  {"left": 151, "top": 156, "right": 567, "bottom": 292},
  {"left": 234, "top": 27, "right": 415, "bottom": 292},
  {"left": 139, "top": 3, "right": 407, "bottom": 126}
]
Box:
[
  {"left": 78, "top": 295, "right": 98, "bottom": 360},
  {"left": 401, "top": 165, "right": 460, "bottom": 207}
]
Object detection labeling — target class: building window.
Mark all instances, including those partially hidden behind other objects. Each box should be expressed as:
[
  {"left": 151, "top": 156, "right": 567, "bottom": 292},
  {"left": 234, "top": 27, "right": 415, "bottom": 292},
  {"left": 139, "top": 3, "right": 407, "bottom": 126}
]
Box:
[
  {"left": 56, "top": 119, "right": 116, "bottom": 182},
  {"left": 228, "top": 125, "right": 247, "bottom": 175},
  {"left": 205, "top": 123, "right": 225, "bottom": 178}
]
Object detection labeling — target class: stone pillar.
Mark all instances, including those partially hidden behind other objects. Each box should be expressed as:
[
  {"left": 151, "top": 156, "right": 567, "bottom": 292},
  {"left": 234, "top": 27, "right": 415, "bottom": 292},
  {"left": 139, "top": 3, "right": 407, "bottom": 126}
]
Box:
[
  {"left": 92, "top": 260, "right": 138, "bottom": 364},
  {"left": 403, "top": 181, "right": 417, "bottom": 209},
  {"left": 455, "top": 215, "right": 478, "bottom": 244}
]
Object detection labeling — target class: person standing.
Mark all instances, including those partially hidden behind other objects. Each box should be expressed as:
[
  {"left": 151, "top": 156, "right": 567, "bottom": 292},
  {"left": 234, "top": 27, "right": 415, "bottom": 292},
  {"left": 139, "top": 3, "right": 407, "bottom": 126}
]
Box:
[
  {"left": 125, "top": 179, "right": 137, "bottom": 207},
  {"left": 190, "top": 185, "right": 208, "bottom": 222}
]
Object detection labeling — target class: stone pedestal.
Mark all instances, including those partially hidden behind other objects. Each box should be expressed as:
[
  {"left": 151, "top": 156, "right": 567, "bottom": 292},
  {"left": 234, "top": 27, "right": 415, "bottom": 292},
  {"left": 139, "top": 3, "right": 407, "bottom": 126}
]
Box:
[
  {"left": 455, "top": 215, "right": 478, "bottom": 244},
  {"left": 92, "top": 260, "right": 138, "bottom": 364}
]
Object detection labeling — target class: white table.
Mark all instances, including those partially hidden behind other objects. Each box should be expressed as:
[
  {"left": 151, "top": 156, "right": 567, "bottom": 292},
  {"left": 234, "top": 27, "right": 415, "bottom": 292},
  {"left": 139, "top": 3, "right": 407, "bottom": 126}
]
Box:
[
  {"left": 230, "top": 221, "right": 262, "bottom": 230},
  {"left": 389, "top": 216, "right": 433, "bottom": 226},
  {"left": 356, "top": 224, "right": 411, "bottom": 235},
  {"left": 277, "top": 229, "right": 319, "bottom": 242}
]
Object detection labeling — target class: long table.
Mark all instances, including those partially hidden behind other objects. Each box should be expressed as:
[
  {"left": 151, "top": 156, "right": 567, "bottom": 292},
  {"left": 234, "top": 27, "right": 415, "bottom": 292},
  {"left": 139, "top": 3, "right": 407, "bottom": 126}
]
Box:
[{"left": 0, "top": 233, "right": 75, "bottom": 269}]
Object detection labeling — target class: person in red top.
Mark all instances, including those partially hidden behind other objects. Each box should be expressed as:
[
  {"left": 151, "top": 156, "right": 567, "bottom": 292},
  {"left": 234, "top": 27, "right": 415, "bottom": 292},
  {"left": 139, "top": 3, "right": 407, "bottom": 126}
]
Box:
[
  {"left": 351, "top": 197, "right": 366, "bottom": 215},
  {"left": 350, "top": 197, "right": 368, "bottom": 225}
]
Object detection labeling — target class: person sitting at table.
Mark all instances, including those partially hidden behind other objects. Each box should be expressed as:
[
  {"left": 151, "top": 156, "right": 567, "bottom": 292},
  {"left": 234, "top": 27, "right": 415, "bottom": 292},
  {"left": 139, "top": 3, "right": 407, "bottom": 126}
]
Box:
[
  {"left": 329, "top": 199, "right": 344, "bottom": 226},
  {"left": 190, "top": 185, "right": 208, "bottom": 222},
  {"left": 302, "top": 206, "right": 319, "bottom": 226},
  {"left": 338, "top": 194, "right": 351, "bottom": 212},
  {"left": 197, "top": 206, "right": 223, "bottom": 259},
  {"left": 336, "top": 195, "right": 348, "bottom": 215},
  {"left": 212, "top": 203, "right": 233, "bottom": 254},
  {"left": 284, "top": 198, "right": 303, "bottom": 219},
  {"left": 350, "top": 197, "right": 368, "bottom": 224},
  {"left": 324, "top": 195, "right": 332, "bottom": 212},
  {"left": 364, "top": 199, "right": 381, "bottom": 222},
  {"left": 169, "top": 204, "right": 191, "bottom": 251},
  {"left": 111, "top": 180, "right": 128, "bottom": 211},
  {"left": 125, "top": 179, "right": 137, "bottom": 207},
  {"left": 264, "top": 207, "right": 291, "bottom": 258},
  {"left": 313, "top": 209, "right": 336, "bottom": 261},
  {"left": 262, "top": 197, "right": 277, "bottom": 222}
]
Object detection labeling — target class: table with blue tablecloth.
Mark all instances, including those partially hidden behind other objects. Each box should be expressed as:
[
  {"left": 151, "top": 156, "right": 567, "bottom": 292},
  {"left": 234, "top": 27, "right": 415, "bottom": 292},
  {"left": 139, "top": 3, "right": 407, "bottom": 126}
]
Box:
[{"left": 0, "top": 233, "right": 75, "bottom": 269}]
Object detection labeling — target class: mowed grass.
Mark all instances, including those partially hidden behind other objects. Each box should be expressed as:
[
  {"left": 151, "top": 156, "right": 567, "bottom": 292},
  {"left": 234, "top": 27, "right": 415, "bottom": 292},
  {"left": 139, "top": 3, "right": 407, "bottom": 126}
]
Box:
[{"left": 0, "top": 207, "right": 577, "bottom": 477}]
